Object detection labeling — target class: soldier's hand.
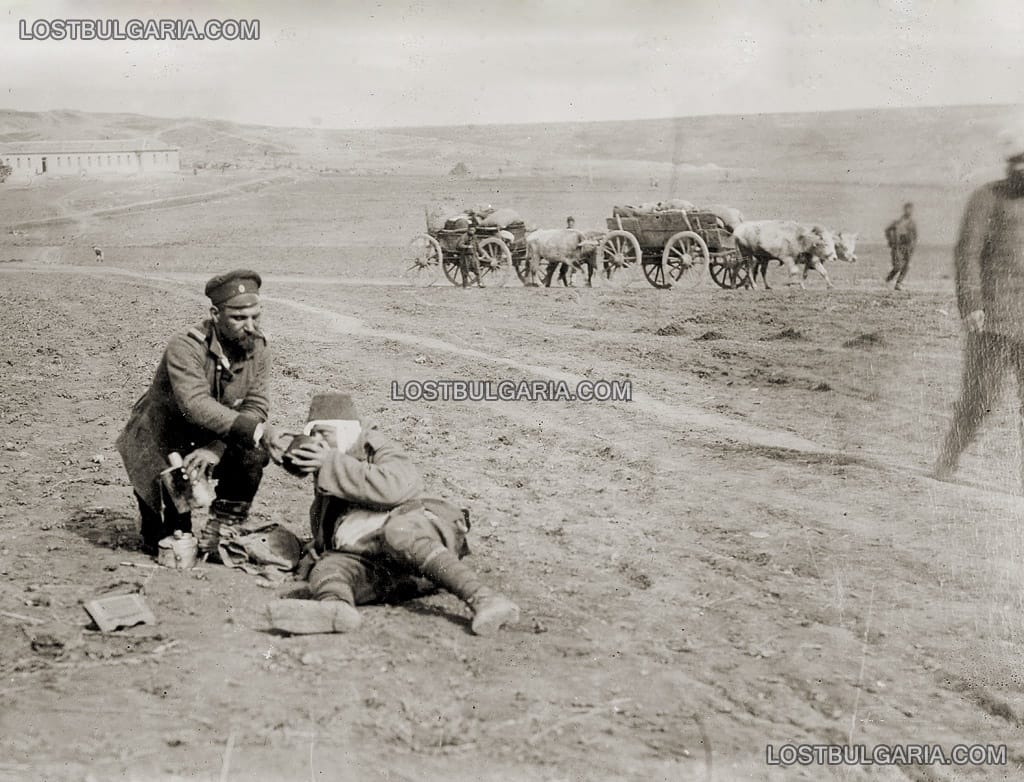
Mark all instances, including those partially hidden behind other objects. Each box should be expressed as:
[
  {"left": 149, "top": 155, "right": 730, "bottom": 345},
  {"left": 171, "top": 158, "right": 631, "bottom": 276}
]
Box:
[
  {"left": 964, "top": 309, "right": 985, "bottom": 334},
  {"left": 285, "top": 438, "right": 330, "bottom": 474},
  {"left": 262, "top": 423, "right": 295, "bottom": 465},
  {"left": 183, "top": 447, "right": 220, "bottom": 479},
  {"left": 295, "top": 546, "right": 319, "bottom": 580}
]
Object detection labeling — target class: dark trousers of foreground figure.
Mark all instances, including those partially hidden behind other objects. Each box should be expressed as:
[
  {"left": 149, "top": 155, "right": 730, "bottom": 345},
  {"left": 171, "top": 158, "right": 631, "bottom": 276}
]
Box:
[
  {"left": 936, "top": 332, "right": 1024, "bottom": 488},
  {"left": 135, "top": 442, "right": 269, "bottom": 551}
]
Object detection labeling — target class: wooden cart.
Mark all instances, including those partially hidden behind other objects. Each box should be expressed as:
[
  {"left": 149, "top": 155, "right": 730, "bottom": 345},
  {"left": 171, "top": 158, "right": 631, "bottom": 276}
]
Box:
[
  {"left": 598, "top": 208, "right": 750, "bottom": 289},
  {"left": 404, "top": 215, "right": 527, "bottom": 287}
]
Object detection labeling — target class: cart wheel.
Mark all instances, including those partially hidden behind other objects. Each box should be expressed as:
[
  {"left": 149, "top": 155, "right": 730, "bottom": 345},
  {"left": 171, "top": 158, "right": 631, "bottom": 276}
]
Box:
[
  {"left": 512, "top": 248, "right": 532, "bottom": 285},
  {"left": 403, "top": 234, "right": 444, "bottom": 287},
  {"left": 708, "top": 251, "right": 751, "bottom": 290},
  {"left": 661, "top": 231, "right": 710, "bottom": 289},
  {"left": 597, "top": 230, "right": 642, "bottom": 288},
  {"left": 442, "top": 254, "right": 461, "bottom": 286},
  {"left": 477, "top": 237, "right": 512, "bottom": 288}
]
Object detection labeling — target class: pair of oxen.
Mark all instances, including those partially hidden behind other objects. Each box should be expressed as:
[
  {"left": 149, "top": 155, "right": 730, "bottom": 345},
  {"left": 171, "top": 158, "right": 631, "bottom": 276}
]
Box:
[{"left": 524, "top": 220, "right": 858, "bottom": 289}]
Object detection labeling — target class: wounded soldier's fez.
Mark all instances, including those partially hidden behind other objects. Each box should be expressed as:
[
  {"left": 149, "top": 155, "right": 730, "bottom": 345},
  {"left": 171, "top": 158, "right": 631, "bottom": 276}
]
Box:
[
  {"left": 205, "top": 269, "right": 262, "bottom": 307},
  {"left": 307, "top": 392, "right": 359, "bottom": 422}
]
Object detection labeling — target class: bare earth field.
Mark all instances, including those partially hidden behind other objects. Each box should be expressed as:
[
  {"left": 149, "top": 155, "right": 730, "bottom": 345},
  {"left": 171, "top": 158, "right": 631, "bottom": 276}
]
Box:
[{"left": 1, "top": 172, "right": 1023, "bottom": 782}]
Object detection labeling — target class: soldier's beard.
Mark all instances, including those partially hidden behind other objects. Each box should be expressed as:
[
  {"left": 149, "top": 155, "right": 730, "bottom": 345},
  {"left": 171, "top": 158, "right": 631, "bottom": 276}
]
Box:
[{"left": 222, "top": 331, "right": 257, "bottom": 355}]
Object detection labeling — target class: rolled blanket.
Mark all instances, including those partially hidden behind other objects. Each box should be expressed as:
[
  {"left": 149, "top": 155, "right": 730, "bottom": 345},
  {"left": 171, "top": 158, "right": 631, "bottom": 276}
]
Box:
[
  {"left": 444, "top": 214, "right": 471, "bottom": 231},
  {"left": 480, "top": 207, "right": 522, "bottom": 228},
  {"left": 658, "top": 198, "right": 695, "bottom": 211}
]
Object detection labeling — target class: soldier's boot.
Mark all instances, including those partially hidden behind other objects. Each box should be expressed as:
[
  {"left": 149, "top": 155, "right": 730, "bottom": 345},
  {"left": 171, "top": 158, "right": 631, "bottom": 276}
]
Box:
[
  {"left": 414, "top": 543, "right": 519, "bottom": 636},
  {"left": 199, "top": 499, "right": 250, "bottom": 561}
]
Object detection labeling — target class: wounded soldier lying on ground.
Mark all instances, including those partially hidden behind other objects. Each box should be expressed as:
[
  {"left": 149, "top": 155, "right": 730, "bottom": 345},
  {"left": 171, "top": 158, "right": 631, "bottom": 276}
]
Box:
[{"left": 265, "top": 392, "right": 520, "bottom": 636}]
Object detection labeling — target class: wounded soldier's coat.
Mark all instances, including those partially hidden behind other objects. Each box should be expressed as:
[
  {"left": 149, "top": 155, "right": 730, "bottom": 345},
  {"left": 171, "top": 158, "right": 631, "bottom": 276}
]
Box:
[
  {"left": 309, "top": 422, "right": 424, "bottom": 554},
  {"left": 309, "top": 422, "right": 471, "bottom": 561},
  {"left": 116, "top": 319, "right": 270, "bottom": 512}
]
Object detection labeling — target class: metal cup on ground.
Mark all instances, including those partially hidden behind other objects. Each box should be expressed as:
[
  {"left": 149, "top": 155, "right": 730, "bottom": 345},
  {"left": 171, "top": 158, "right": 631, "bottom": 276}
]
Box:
[{"left": 157, "top": 531, "right": 198, "bottom": 569}]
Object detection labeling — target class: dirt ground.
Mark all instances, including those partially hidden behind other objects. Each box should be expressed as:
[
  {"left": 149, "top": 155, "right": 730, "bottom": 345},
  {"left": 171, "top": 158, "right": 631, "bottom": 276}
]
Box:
[{"left": 1, "top": 173, "right": 1023, "bottom": 782}]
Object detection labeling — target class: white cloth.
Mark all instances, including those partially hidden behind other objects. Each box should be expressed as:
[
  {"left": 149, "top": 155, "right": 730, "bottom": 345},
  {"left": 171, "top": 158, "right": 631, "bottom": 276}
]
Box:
[{"left": 332, "top": 508, "right": 391, "bottom": 549}]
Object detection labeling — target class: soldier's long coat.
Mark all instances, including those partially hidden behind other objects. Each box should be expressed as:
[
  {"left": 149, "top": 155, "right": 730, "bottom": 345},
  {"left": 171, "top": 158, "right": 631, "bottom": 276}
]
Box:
[
  {"left": 955, "top": 179, "right": 1024, "bottom": 340},
  {"left": 115, "top": 319, "right": 270, "bottom": 512},
  {"left": 309, "top": 421, "right": 468, "bottom": 560}
]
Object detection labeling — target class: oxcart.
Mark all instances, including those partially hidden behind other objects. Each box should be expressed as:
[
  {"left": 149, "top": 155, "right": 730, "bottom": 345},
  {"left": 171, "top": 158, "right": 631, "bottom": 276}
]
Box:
[
  {"left": 404, "top": 212, "right": 527, "bottom": 287},
  {"left": 598, "top": 208, "right": 750, "bottom": 289}
]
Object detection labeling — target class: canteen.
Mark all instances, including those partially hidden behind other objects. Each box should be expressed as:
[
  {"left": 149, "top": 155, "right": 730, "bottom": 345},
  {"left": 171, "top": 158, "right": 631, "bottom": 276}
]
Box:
[{"left": 157, "top": 531, "right": 198, "bottom": 569}]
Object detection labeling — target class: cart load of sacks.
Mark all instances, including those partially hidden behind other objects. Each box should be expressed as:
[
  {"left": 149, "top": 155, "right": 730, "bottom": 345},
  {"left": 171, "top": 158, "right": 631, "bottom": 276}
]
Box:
[
  {"left": 441, "top": 205, "right": 524, "bottom": 232},
  {"left": 612, "top": 201, "right": 745, "bottom": 230}
]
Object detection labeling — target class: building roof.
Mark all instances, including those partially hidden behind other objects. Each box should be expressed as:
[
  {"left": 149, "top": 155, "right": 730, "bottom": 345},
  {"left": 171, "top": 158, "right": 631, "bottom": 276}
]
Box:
[{"left": 0, "top": 139, "right": 178, "bottom": 154}]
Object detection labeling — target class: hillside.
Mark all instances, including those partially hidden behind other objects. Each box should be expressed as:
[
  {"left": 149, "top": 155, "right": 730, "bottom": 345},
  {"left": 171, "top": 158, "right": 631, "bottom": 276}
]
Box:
[{"left": 0, "top": 104, "right": 1016, "bottom": 185}]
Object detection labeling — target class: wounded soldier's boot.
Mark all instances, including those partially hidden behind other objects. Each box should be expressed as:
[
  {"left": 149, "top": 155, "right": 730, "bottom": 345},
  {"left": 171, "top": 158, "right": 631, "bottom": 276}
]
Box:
[
  {"left": 199, "top": 499, "right": 250, "bottom": 561},
  {"left": 265, "top": 597, "right": 362, "bottom": 635},
  {"left": 416, "top": 545, "right": 519, "bottom": 636},
  {"left": 467, "top": 588, "right": 521, "bottom": 637}
]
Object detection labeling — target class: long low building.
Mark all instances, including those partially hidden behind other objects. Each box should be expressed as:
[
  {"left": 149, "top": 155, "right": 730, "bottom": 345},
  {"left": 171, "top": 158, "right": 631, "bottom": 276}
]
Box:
[{"left": 0, "top": 139, "right": 180, "bottom": 177}]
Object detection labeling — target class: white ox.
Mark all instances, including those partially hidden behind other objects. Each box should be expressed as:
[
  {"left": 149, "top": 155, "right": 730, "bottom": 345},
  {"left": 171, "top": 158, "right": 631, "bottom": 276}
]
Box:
[
  {"left": 525, "top": 229, "right": 603, "bottom": 287},
  {"left": 733, "top": 220, "right": 855, "bottom": 289}
]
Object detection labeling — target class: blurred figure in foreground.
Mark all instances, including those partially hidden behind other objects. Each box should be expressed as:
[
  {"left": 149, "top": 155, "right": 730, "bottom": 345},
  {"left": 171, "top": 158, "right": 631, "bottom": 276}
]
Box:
[{"left": 935, "top": 123, "right": 1024, "bottom": 488}]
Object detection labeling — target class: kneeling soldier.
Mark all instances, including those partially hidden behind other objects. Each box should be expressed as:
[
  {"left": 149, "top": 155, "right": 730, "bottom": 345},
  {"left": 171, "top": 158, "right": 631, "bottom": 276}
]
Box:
[
  {"left": 266, "top": 393, "right": 519, "bottom": 636},
  {"left": 116, "top": 270, "right": 285, "bottom": 555}
]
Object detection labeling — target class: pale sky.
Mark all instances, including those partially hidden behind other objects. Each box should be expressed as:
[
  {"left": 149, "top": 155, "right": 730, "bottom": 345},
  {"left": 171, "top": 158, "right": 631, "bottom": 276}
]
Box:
[{"left": 0, "top": 0, "right": 1022, "bottom": 129}]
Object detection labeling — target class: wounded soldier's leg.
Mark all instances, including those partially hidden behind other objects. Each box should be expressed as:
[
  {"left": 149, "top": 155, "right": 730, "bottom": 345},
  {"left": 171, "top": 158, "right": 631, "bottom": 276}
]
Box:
[
  {"left": 381, "top": 513, "right": 519, "bottom": 635},
  {"left": 265, "top": 552, "right": 368, "bottom": 634}
]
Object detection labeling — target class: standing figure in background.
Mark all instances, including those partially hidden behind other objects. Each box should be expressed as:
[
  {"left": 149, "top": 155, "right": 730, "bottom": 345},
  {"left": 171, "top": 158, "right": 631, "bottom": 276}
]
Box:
[
  {"left": 93, "top": 245, "right": 104, "bottom": 263},
  {"left": 456, "top": 226, "right": 485, "bottom": 288},
  {"left": 935, "top": 128, "right": 1024, "bottom": 489},
  {"left": 884, "top": 202, "right": 917, "bottom": 291}
]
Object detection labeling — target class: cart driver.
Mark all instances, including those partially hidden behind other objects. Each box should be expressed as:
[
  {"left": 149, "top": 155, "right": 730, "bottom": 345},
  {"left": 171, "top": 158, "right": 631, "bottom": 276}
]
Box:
[{"left": 457, "top": 226, "right": 485, "bottom": 289}]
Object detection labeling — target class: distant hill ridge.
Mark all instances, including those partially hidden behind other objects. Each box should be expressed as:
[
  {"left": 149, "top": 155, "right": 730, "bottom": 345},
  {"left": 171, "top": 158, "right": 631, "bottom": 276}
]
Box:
[{"left": 0, "top": 104, "right": 1017, "bottom": 183}]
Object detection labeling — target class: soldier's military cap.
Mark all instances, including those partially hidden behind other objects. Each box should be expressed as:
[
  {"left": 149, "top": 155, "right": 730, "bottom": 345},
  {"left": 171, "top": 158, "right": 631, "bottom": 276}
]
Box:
[
  {"left": 306, "top": 392, "right": 360, "bottom": 422},
  {"left": 205, "top": 269, "right": 262, "bottom": 307}
]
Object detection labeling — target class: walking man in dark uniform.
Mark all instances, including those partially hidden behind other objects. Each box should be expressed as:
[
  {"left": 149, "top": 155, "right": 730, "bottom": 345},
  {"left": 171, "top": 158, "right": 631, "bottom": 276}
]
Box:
[
  {"left": 116, "top": 270, "right": 286, "bottom": 554},
  {"left": 884, "top": 202, "right": 917, "bottom": 291},
  {"left": 934, "top": 133, "right": 1024, "bottom": 488}
]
